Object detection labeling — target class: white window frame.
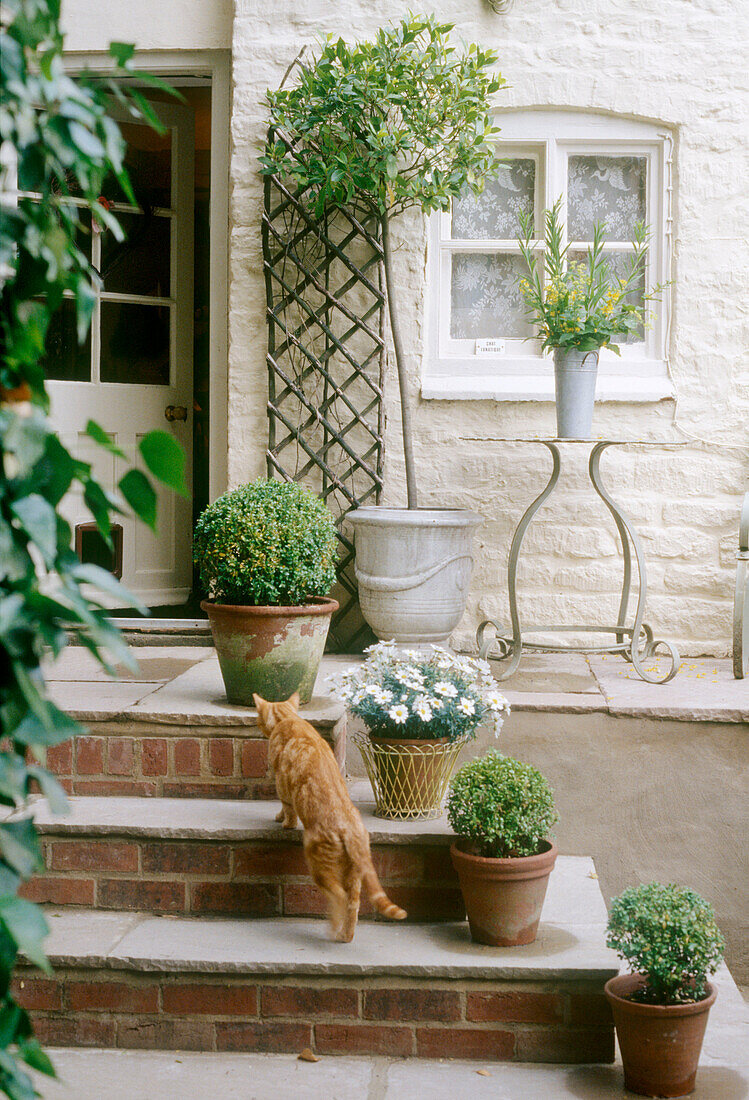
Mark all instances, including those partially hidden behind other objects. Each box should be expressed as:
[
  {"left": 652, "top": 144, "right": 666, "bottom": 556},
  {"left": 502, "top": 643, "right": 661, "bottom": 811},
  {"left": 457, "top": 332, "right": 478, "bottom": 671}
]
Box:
[{"left": 423, "top": 111, "right": 674, "bottom": 402}]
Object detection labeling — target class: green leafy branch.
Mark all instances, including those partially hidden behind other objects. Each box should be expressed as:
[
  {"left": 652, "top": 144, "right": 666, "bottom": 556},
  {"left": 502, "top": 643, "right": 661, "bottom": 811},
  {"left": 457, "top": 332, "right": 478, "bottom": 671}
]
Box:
[{"left": 0, "top": 2, "right": 186, "bottom": 1095}]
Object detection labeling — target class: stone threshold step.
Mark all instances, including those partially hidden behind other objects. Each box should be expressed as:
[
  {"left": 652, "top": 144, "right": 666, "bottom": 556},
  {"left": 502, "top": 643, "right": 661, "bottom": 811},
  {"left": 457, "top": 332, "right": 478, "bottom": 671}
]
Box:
[
  {"left": 34, "top": 1041, "right": 749, "bottom": 1100},
  {"left": 15, "top": 873, "right": 619, "bottom": 1062},
  {"left": 27, "top": 793, "right": 463, "bottom": 920}
]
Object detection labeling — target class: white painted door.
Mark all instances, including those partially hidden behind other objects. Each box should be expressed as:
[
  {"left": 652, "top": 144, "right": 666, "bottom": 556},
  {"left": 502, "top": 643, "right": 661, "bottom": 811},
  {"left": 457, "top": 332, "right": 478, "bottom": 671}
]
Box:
[{"left": 47, "top": 100, "right": 194, "bottom": 606}]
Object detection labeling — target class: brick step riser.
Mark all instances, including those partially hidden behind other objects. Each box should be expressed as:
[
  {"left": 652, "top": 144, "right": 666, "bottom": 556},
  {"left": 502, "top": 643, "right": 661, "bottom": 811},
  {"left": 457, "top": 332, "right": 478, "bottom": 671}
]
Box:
[
  {"left": 15, "top": 970, "right": 614, "bottom": 1063},
  {"left": 22, "top": 836, "right": 464, "bottom": 921},
  {"left": 41, "top": 719, "right": 344, "bottom": 800}
]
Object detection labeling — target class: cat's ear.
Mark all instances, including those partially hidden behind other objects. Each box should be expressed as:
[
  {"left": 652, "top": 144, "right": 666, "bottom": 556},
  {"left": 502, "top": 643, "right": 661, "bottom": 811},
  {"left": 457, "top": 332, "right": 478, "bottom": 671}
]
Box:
[
  {"left": 287, "top": 691, "right": 300, "bottom": 711},
  {"left": 253, "top": 694, "right": 268, "bottom": 719}
]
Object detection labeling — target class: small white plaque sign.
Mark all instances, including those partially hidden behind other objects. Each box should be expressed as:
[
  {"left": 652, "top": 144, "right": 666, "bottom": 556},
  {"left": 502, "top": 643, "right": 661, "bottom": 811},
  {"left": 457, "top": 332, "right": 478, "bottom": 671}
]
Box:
[{"left": 475, "top": 338, "right": 505, "bottom": 356}]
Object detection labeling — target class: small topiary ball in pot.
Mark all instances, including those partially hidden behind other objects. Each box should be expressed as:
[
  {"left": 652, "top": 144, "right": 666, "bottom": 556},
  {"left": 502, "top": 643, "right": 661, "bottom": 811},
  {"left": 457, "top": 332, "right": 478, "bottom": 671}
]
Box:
[
  {"left": 447, "top": 750, "right": 557, "bottom": 859},
  {"left": 194, "top": 478, "right": 338, "bottom": 607},
  {"left": 606, "top": 882, "right": 725, "bottom": 1005}
]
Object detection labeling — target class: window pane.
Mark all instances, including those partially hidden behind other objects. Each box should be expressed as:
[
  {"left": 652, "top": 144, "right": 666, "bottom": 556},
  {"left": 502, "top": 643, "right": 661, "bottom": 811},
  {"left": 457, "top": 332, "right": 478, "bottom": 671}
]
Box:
[
  {"left": 100, "top": 301, "right": 170, "bottom": 384},
  {"left": 569, "top": 249, "right": 645, "bottom": 344},
  {"left": 567, "top": 155, "right": 646, "bottom": 241},
  {"left": 103, "top": 121, "right": 172, "bottom": 209},
  {"left": 42, "top": 298, "right": 92, "bottom": 381},
  {"left": 452, "top": 158, "right": 535, "bottom": 240},
  {"left": 450, "top": 253, "right": 532, "bottom": 339},
  {"left": 101, "top": 212, "right": 170, "bottom": 297}
]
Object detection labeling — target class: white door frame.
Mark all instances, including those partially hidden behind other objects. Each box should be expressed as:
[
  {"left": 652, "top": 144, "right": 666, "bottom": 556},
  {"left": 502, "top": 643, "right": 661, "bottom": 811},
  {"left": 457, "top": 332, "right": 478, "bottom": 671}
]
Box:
[{"left": 63, "top": 48, "right": 230, "bottom": 504}]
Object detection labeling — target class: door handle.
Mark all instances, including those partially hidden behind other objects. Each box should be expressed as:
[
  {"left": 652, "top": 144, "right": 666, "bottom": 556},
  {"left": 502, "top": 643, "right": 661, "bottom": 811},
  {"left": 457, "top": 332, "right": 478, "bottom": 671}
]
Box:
[{"left": 165, "top": 405, "right": 188, "bottom": 422}]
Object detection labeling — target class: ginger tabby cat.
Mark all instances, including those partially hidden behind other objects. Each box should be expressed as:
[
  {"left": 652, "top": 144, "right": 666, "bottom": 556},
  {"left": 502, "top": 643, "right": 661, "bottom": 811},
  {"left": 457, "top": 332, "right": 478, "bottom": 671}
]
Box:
[{"left": 253, "top": 692, "right": 407, "bottom": 942}]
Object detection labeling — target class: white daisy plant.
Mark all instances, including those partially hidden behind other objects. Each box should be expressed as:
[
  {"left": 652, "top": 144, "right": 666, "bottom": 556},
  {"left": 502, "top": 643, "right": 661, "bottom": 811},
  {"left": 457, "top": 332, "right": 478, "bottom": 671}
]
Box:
[{"left": 327, "top": 643, "right": 509, "bottom": 742}]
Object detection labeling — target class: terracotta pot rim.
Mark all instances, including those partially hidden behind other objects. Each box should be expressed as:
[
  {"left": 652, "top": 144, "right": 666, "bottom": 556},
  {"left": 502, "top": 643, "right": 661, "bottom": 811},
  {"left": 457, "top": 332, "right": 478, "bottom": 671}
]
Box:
[
  {"left": 451, "top": 838, "right": 557, "bottom": 872},
  {"left": 200, "top": 596, "right": 339, "bottom": 617},
  {"left": 605, "top": 973, "right": 717, "bottom": 1018}
]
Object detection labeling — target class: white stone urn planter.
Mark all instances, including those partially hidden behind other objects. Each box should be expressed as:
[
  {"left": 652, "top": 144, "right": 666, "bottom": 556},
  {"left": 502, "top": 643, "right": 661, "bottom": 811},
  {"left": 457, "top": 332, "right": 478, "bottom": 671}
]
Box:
[{"left": 346, "top": 507, "right": 482, "bottom": 644}]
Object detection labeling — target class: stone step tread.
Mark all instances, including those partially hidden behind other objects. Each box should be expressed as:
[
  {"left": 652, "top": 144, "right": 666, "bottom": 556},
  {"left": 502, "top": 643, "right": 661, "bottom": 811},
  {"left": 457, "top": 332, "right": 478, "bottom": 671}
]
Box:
[
  {"left": 49, "top": 654, "right": 343, "bottom": 727},
  {"left": 31, "top": 787, "right": 452, "bottom": 845},
  {"left": 39, "top": 856, "right": 614, "bottom": 979},
  {"left": 36, "top": 1042, "right": 749, "bottom": 1100}
]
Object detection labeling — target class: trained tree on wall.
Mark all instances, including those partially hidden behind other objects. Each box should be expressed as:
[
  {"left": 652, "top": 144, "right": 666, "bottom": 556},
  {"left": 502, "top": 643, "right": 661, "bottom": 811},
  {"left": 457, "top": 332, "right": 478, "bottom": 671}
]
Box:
[
  {"left": 0, "top": 3, "right": 185, "bottom": 1095},
  {"left": 263, "top": 14, "right": 505, "bottom": 508}
]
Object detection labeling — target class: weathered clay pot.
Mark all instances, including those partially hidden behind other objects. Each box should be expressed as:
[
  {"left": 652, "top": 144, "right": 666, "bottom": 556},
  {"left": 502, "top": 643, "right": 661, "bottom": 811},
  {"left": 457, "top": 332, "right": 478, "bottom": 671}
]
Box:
[
  {"left": 604, "top": 973, "right": 717, "bottom": 1098},
  {"left": 450, "top": 840, "right": 557, "bottom": 946},
  {"left": 368, "top": 736, "right": 451, "bottom": 818},
  {"left": 201, "top": 597, "right": 338, "bottom": 706},
  {"left": 347, "top": 507, "right": 482, "bottom": 644}
]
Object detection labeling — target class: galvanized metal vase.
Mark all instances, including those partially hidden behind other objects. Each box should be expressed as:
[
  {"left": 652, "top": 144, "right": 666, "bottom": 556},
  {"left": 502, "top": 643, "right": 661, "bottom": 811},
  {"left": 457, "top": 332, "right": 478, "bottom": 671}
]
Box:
[{"left": 553, "top": 347, "right": 600, "bottom": 439}]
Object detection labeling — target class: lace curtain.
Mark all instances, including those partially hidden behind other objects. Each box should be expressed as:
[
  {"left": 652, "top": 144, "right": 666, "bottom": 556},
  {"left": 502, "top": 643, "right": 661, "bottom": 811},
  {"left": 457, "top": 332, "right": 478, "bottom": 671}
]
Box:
[{"left": 448, "top": 154, "right": 648, "bottom": 343}]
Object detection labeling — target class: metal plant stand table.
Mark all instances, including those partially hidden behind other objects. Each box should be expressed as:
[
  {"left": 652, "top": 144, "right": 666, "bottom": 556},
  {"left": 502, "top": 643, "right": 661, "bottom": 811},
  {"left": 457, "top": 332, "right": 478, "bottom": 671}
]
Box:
[{"left": 477, "top": 439, "right": 681, "bottom": 685}]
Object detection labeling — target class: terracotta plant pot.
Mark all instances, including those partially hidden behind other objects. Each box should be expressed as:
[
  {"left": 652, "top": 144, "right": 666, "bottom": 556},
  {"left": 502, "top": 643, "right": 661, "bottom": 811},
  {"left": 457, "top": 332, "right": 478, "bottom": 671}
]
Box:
[
  {"left": 201, "top": 597, "right": 338, "bottom": 706},
  {"left": 450, "top": 840, "right": 557, "bottom": 946},
  {"left": 604, "top": 973, "right": 717, "bottom": 1098}
]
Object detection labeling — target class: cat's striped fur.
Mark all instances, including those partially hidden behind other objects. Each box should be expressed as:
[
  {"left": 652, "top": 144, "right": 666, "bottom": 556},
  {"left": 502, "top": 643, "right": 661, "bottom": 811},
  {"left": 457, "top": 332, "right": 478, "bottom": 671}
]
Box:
[{"left": 253, "top": 692, "right": 407, "bottom": 941}]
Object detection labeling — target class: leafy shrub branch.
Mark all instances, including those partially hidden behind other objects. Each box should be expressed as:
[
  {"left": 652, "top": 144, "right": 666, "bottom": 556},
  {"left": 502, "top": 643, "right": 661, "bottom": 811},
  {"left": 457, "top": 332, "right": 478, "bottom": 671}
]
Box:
[{"left": 0, "top": 2, "right": 185, "bottom": 1095}]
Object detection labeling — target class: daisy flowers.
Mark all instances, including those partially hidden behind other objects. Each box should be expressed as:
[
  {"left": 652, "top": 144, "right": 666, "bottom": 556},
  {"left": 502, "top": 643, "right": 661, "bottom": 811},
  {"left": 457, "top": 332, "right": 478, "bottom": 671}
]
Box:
[{"left": 327, "top": 643, "right": 509, "bottom": 742}]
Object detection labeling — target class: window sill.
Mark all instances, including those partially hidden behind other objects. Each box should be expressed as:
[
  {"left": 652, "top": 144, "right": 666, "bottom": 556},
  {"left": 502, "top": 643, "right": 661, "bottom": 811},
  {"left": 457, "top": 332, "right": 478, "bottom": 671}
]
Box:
[{"left": 421, "top": 371, "right": 675, "bottom": 403}]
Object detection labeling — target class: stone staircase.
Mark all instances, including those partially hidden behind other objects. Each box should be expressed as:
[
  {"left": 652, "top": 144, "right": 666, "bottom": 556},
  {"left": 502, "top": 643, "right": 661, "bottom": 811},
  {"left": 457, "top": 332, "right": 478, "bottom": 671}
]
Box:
[
  {"left": 13, "top": 647, "right": 624, "bottom": 1065},
  {"left": 18, "top": 645, "right": 747, "bottom": 1083}
]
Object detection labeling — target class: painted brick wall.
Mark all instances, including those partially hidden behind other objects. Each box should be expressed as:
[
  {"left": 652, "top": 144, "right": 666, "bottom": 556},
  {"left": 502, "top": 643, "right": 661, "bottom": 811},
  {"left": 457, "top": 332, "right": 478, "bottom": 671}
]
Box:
[{"left": 229, "top": 0, "right": 749, "bottom": 656}]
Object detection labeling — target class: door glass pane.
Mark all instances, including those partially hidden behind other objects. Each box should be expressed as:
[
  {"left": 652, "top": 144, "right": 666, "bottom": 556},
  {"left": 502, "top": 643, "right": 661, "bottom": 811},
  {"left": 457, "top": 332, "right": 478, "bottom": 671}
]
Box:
[
  {"left": 452, "top": 158, "right": 535, "bottom": 240},
  {"left": 450, "top": 253, "right": 532, "bottom": 339},
  {"left": 101, "top": 212, "right": 170, "bottom": 297},
  {"left": 567, "top": 155, "right": 647, "bottom": 240},
  {"left": 569, "top": 249, "right": 645, "bottom": 343},
  {"left": 42, "top": 298, "right": 92, "bottom": 381},
  {"left": 103, "top": 121, "right": 172, "bottom": 209},
  {"left": 100, "top": 301, "right": 170, "bottom": 384}
]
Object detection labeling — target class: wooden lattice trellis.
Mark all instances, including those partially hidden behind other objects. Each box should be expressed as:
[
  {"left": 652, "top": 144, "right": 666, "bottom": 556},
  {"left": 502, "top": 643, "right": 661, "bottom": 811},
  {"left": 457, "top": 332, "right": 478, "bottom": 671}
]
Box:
[{"left": 262, "top": 136, "right": 385, "bottom": 652}]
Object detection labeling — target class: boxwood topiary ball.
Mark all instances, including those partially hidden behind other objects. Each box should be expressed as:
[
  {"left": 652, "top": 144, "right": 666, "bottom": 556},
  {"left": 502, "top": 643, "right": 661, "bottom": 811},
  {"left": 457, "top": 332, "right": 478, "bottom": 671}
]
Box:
[
  {"left": 447, "top": 750, "right": 557, "bottom": 859},
  {"left": 194, "top": 479, "right": 338, "bottom": 607}
]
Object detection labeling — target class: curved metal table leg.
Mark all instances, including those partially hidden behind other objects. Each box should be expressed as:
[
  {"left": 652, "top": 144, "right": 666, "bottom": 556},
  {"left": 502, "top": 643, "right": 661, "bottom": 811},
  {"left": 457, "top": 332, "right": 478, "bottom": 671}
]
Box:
[
  {"left": 589, "top": 443, "right": 679, "bottom": 684},
  {"left": 733, "top": 491, "right": 749, "bottom": 678},
  {"left": 477, "top": 443, "right": 561, "bottom": 680}
]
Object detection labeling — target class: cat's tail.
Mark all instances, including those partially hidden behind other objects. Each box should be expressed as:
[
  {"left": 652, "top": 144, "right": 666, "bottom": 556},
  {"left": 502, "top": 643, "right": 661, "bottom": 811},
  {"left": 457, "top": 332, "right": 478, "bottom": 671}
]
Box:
[{"left": 361, "top": 858, "right": 407, "bottom": 921}]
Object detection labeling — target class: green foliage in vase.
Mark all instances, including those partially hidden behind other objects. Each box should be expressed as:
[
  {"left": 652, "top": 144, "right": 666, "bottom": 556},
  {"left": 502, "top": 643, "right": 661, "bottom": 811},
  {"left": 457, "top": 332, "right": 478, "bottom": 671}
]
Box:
[
  {"left": 0, "top": 3, "right": 185, "bottom": 1095},
  {"left": 193, "top": 479, "right": 338, "bottom": 607},
  {"left": 518, "top": 198, "right": 666, "bottom": 354},
  {"left": 606, "top": 883, "right": 725, "bottom": 1005},
  {"left": 260, "top": 14, "right": 506, "bottom": 508},
  {"left": 447, "top": 751, "right": 557, "bottom": 858}
]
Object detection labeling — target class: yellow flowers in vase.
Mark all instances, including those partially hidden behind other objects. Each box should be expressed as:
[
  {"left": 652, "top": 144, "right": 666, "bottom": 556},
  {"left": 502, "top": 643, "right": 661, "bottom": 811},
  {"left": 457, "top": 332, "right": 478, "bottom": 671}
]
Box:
[{"left": 517, "top": 198, "right": 666, "bottom": 355}]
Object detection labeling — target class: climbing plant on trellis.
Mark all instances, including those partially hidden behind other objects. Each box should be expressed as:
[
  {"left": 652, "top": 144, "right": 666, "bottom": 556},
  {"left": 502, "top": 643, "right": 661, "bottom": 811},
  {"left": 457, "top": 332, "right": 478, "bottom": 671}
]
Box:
[{"left": 262, "top": 130, "right": 385, "bottom": 652}]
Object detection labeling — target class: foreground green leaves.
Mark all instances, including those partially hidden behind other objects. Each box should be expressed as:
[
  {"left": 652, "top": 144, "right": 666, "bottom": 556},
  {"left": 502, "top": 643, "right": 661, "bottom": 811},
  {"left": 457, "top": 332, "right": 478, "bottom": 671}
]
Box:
[{"left": 1, "top": 2, "right": 181, "bottom": 1094}]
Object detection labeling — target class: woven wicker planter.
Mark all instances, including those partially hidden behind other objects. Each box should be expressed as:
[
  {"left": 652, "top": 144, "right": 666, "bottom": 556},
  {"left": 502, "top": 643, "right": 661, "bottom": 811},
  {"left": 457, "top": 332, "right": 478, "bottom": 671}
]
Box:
[{"left": 354, "top": 732, "right": 466, "bottom": 820}]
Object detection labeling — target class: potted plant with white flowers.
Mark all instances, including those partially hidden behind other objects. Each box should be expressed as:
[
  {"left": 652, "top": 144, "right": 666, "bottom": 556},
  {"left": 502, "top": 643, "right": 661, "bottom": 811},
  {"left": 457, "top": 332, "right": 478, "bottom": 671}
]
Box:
[{"left": 329, "top": 642, "right": 509, "bottom": 819}]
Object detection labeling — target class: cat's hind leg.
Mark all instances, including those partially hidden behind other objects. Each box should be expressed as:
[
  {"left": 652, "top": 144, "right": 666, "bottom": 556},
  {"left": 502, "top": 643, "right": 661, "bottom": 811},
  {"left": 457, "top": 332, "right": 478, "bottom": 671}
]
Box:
[
  {"left": 305, "top": 837, "right": 348, "bottom": 940},
  {"left": 275, "top": 802, "right": 298, "bottom": 828},
  {"left": 339, "top": 868, "right": 362, "bottom": 944}
]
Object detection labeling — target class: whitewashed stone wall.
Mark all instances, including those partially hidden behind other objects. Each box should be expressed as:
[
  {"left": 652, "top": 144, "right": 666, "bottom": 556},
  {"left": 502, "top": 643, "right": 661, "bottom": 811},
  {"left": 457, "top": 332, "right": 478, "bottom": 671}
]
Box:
[{"left": 230, "top": 0, "right": 749, "bottom": 656}]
